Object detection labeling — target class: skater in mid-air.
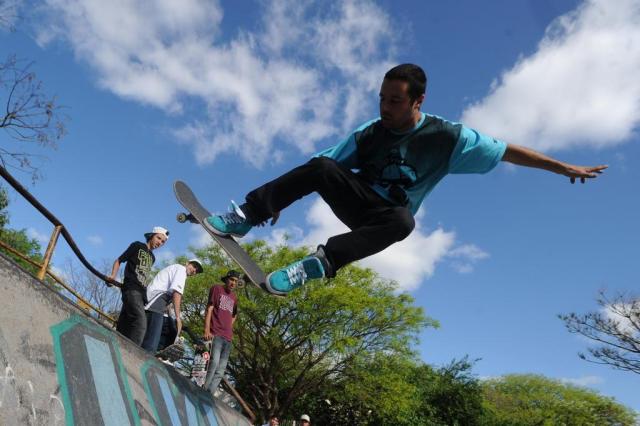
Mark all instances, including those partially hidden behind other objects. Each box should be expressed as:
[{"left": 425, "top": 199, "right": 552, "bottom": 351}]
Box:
[{"left": 205, "top": 64, "right": 606, "bottom": 296}]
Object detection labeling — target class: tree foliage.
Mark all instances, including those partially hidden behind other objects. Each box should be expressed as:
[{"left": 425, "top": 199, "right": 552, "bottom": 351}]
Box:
[
  {"left": 408, "top": 357, "right": 485, "bottom": 426},
  {"left": 172, "top": 239, "right": 638, "bottom": 424},
  {"left": 560, "top": 291, "right": 640, "bottom": 375},
  {"left": 182, "top": 240, "right": 433, "bottom": 422},
  {"left": 0, "top": 0, "right": 19, "bottom": 32},
  {"left": 0, "top": 185, "right": 43, "bottom": 275},
  {"left": 480, "top": 374, "right": 637, "bottom": 426},
  {"left": 292, "top": 354, "right": 486, "bottom": 426}
]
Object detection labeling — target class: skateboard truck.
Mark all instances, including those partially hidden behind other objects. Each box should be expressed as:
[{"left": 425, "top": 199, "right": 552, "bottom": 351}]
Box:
[{"left": 177, "top": 212, "right": 198, "bottom": 224}]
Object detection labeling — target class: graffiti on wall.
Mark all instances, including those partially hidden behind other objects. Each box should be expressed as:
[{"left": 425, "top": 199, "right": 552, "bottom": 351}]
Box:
[{"left": 50, "top": 315, "right": 232, "bottom": 426}]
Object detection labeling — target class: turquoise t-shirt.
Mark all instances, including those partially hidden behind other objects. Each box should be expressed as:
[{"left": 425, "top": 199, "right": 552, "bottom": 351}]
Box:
[{"left": 316, "top": 112, "right": 507, "bottom": 215}]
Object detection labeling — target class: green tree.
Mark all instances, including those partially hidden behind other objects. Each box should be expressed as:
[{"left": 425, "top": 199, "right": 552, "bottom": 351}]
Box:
[
  {"left": 291, "top": 353, "right": 421, "bottom": 425},
  {"left": 480, "top": 374, "right": 637, "bottom": 426},
  {"left": 0, "top": 185, "right": 44, "bottom": 275},
  {"left": 182, "top": 240, "right": 434, "bottom": 423},
  {"left": 291, "top": 354, "right": 486, "bottom": 426},
  {"left": 407, "top": 357, "right": 485, "bottom": 426}
]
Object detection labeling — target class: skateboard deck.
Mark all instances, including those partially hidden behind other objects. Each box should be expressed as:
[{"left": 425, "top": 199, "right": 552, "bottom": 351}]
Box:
[
  {"left": 156, "top": 342, "right": 185, "bottom": 362},
  {"left": 173, "top": 180, "right": 279, "bottom": 296},
  {"left": 190, "top": 342, "right": 210, "bottom": 387}
]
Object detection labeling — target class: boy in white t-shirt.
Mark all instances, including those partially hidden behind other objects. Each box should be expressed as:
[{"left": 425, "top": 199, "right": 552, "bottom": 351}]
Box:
[{"left": 141, "top": 259, "right": 204, "bottom": 353}]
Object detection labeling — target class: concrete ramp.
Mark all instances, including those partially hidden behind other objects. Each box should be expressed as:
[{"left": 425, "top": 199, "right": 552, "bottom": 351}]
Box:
[{"left": 0, "top": 253, "right": 251, "bottom": 426}]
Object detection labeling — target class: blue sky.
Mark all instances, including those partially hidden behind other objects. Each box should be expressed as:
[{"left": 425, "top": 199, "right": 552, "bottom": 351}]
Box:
[{"left": 2, "top": 0, "right": 640, "bottom": 411}]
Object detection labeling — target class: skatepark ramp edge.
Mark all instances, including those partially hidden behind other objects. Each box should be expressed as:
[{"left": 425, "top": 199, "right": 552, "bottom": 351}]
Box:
[
  {"left": 0, "top": 251, "right": 252, "bottom": 425},
  {"left": 0, "top": 165, "right": 252, "bottom": 425}
]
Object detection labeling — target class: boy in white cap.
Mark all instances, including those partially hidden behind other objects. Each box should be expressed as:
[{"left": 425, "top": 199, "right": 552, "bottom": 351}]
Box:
[
  {"left": 141, "top": 258, "right": 204, "bottom": 353},
  {"left": 299, "top": 414, "right": 310, "bottom": 425},
  {"left": 111, "top": 226, "right": 169, "bottom": 345}
]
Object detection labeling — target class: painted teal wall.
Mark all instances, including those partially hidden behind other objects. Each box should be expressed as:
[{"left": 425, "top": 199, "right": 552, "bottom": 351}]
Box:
[{"left": 0, "top": 253, "right": 251, "bottom": 426}]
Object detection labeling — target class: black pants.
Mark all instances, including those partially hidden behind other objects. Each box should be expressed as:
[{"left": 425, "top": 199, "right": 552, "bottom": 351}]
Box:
[
  {"left": 242, "top": 157, "right": 415, "bottom": 276},
  {"left": 116, "top": 289, "right": 147, "bottom": 345}
]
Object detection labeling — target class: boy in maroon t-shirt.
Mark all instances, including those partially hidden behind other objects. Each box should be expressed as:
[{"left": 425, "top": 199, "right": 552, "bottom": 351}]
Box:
[{"left": 203, "top": 270, "right": 239, "bottom": 395}]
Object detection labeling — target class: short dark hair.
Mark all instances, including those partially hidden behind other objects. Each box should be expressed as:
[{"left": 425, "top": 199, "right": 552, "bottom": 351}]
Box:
[{"left": 384, "top": 63, "right": 427, "bottom": 100}]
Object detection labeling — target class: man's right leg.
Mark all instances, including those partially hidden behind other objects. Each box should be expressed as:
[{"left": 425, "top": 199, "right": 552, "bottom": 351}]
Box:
[
  {"left": 115, "top": 295, "right": 130, "bottom": 335},
  {"left": 141, "top": 311, "right": 164, "bottom": 353},
  {"left": 118, "top": 290, "right": 147, "bottom": 345},
  {"left": 207, "top": 339, "right": 232, "bottom": 394},
  {"left": 243, "top": 157, "right": 375, "bottom": 226},
  {"left": 207, "top": 157, "right": 370, "bottom": 239},
  {"left": 203, "top": 336, "right": 223, "bottom": 392},
  {"left": 157, "top": 316, "right": 178, "bottom": 351}
]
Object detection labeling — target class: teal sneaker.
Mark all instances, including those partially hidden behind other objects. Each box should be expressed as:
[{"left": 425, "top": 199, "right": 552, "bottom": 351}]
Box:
[
  {"left": 265, "top": 256, "right": 325, "bottom": 295},
  {"left": 205, "top": 201, "right": 252, "bottom": 238}
]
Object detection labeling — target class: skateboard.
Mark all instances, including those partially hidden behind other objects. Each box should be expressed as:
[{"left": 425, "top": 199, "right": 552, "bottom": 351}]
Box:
[
  {"left": 190, "top": 340, "right": 210, "bottom": 387},
  {"left": 155, "top": 341, "right": 185, "bottom": 363},
  {"left": 173, "top": 180, "right": 281, "bottom": 297}
]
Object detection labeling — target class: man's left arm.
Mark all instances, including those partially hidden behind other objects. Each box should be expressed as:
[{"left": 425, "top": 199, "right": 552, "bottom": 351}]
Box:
[{"left": 502, "top": 143, "right": 607, "bottom": 184}]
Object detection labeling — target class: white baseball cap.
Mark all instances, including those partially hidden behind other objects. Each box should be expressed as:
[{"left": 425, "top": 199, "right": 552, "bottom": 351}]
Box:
[
  {"left": 188, "top": 259, "right": 204, "bottom": 273},
  {"left": 144, "top": 226, "right": 170, "bottom": 239},
  {"left": 300, "top": 414, "right": 310, "bottom": 422}
]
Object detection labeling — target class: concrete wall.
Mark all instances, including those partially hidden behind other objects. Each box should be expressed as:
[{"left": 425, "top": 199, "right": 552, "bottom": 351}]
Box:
[{"left": 0, "top": 253, "right": 252, "bottom": 426}]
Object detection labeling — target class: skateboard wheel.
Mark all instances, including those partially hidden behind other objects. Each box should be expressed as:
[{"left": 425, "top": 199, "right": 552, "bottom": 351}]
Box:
[{"left": 177, "top": 212, "right": 188, "bottom": 223}]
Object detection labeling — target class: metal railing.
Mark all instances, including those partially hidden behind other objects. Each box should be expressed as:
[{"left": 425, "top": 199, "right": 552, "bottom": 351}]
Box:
[
  {"left": 0, "top": 164, "right": 121, "bottom": 320},
  {"left": 0, "top": 238, "right": 116, "bottom": 323},
  {"left": 0, "top": 165, "right": 258, "bottom": 421}
]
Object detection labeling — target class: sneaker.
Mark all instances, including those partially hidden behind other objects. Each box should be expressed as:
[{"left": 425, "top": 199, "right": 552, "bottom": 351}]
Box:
[
  {"left": 205, "top": 201, "right": 252, "bottom": 238},
  {"left": 265, "top": 256, "right": 325, "bottom": 295}
]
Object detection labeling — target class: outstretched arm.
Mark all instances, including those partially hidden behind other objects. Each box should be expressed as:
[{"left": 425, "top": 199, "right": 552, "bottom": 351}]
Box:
[
  {"left": 109, "top": 259, "right": 121, "bottom": 280},
  {"left": 502, "top": 143, "right": 607, "bottom": 183}
]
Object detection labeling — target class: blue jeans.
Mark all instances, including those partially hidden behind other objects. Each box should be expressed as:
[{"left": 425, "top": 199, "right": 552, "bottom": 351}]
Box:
[
  {"left": 203, "top": 336, "right": 232, "bottom": 394},
  {"left": 141, "top": 311, "right": 165, "bottom": 353}
]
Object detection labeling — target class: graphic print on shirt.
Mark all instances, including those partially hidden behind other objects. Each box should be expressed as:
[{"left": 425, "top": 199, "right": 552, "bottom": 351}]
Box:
[
  {"left": 135, "top": 249, "right": 154, "bottom": 287},
  {"left": 218, "top": 293, "right": 235, "bottom": 314}
]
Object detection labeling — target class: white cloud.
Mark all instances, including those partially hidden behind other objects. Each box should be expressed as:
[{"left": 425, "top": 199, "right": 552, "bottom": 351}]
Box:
[
  {"left": 461, "top": 0, "right": 640, "bottom": 152},
  {"left": 36, "top": 0, "right": 396, "bottom": 167},
  {"left": 87, "top": 235, "right": 103, "bottom": 246},
  {"left": 189, "top": 223, "right": 213, "bottom": 249},
  {"left": 26, "top": 227, "right": 50, "bottom": 246},
  {"left": 264, "top": 225, "right": 305, "bottom": 248},
  {"left": 48, "top": 264, "right": 67, "bottom": 280},
  {"left": 447, "top": 244, "right": 490, "bottom": 274},
  {"left": 559, "top": 375, "right": 604, "bottom": 387},
  {"left": 154, "top": 248, "right": 176, "bottom": 265}
]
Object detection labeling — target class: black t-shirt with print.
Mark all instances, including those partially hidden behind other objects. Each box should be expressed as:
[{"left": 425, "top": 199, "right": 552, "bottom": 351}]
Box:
[{"left": 118, "top": 241, "right": 155, "bottom": 292}]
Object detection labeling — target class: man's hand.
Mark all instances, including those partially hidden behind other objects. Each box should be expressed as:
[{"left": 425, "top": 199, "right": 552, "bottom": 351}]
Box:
[
  {"left": 502, "top": 144, "right": 607, "bottom": 184},
  {"left": 256, "top": 211, "right": 280, "bottom": 227},
  {"left": 203, "top": 328, "right": 212, "bottom": 341},
  {"left": 561, "top": 164, "right": 608, "bottom": 184}
]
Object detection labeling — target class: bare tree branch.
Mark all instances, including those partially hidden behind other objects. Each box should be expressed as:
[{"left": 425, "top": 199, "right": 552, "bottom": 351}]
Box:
[
  {"left": 1, "top": 55, "right": 68, "bottom": 181},
  {"left": 560, "top": 290, "right": 640, "bottom": 375}
]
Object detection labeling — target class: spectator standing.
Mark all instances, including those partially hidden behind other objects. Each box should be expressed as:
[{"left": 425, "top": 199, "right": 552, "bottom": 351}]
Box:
[{"left": 203, "top": 269, "right": 239, "bottom": 395}]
